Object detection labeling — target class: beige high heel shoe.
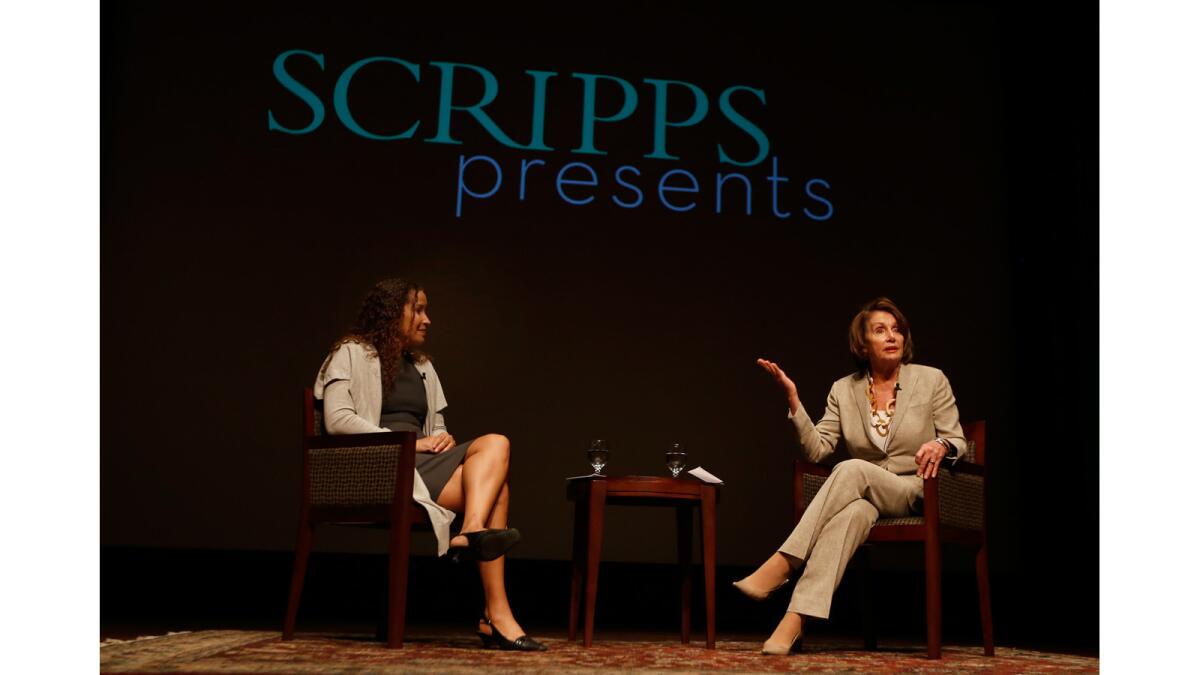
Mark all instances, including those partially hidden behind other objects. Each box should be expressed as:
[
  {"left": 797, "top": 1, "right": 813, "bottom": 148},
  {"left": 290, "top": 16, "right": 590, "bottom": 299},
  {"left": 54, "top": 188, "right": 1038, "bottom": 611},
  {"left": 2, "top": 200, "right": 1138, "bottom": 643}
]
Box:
[
  {"left": 761, "top": 633, "right": 802, "bottom": 655},
  {"left": 761, "top": 616, "right": 804, "bottom": 655},
  {"left": 732, "top": 576, "right": 790, "bottom": 601}
]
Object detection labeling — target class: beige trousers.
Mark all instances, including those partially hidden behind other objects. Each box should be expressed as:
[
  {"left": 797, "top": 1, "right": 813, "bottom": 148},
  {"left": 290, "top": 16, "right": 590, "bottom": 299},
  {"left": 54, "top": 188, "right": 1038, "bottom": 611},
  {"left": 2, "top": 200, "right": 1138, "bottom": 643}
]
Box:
[{"left": 779, "top": 459, "right": 923, "bottom": 618}]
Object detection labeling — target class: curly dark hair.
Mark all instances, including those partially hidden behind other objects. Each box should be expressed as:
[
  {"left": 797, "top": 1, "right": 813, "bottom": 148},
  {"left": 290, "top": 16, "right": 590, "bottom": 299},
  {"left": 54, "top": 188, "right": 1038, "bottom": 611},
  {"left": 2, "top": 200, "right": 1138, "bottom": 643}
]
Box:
[
  {"left": 325, "top": 278, "right": 429, "bottom": 389},
  {"left": 848, "top": 297, "right": 914, "bottom": 376}
]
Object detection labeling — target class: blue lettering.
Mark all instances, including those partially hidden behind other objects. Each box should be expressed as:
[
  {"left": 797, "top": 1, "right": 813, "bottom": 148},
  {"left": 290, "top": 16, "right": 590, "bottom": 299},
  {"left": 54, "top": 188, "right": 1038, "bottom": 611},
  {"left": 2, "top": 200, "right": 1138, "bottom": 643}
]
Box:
[
  {"left": 556, "top": 162, "right": 599, "bottom": 205},
  {"left": 658, "top": 169, "right": 699, "bottom": 212},
  {"left": 427, "top": 62, "right": 536, "bottom": 150},
  {"left": 572, "top": 73, "right": 638, "bottom": 155},
  {"left": 268, "top": 50, "right": 325, "bottom": 134},
  {"left": 716, "top": 86, "right": 769, "bottom": 167},
  {"left": 612, "top": 166, "right": 644, "bottom": 208},
  {"left": 766, "top": 156, "right": 791, "bottom": 219},
  {"left": 525, "top": 70, "right": 557, "bottom": 151},
  {"left": 804, "top": 178, "right": 834, "bottom": 221},
  {"left": 643, "top": 79, "right": 709, "bottom": 160},
  {"left": 715, "top": 172, "right": 752, "bottom": 215},
  {"left": 455, "top": 154, "right": 502, "bottom": 218},
  {"left": 333, "top": 57, "right": 421, "bottom": 140},
  {"left": 519, "top": 159, "right": 546, "bottom": 200}
]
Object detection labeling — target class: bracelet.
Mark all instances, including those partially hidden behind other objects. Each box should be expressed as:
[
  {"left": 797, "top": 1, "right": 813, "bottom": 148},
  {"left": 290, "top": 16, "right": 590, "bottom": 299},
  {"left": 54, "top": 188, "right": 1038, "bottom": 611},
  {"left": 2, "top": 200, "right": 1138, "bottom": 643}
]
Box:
[{"left": 935, "top": 437, "right": 956, "bottom": 457}]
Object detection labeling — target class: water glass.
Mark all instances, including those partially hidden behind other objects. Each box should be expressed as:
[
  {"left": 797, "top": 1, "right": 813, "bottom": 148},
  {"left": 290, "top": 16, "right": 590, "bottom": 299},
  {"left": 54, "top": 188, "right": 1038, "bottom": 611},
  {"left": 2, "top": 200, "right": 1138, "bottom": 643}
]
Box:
[
  {"left": 665, "top": 443, "right": 687, "bottom": 478},
  {"left": 587, "top": 439, "right": 610, "bottom": 476}
]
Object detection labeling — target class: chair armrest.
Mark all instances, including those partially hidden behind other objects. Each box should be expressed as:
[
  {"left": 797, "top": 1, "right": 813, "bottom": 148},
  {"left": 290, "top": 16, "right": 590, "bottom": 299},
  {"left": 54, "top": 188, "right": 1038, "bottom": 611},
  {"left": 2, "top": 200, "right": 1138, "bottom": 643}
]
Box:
[
  {"left": 921, "top": 474, "right": 941, "bottom": 513},
  {"left": 307, "top": 430, "right": 416, "bottom": 450}
]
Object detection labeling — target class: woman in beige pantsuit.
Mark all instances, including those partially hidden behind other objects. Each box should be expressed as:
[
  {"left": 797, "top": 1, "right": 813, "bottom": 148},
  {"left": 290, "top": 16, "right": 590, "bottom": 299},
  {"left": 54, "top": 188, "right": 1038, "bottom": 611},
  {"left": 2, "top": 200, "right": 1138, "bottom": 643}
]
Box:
[{"left": 734, "top": 297, "right": 967, "bottom": 655}]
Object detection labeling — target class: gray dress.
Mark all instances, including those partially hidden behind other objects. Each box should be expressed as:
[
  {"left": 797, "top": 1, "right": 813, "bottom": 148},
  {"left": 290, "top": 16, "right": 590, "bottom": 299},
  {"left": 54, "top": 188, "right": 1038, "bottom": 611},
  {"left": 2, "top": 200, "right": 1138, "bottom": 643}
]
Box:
[{"left": 380, "top": 359, "right": 471, "bottom": 501}]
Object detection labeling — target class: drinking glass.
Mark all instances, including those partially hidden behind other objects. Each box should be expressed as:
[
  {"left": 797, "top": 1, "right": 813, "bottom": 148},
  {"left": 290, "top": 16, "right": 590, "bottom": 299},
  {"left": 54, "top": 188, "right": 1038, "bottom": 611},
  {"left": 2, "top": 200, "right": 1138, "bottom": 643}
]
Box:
[
  {"left": 587, "top": 439, "right": 610, "bottom": 476},
  {"left": 665, "top": 443, "right": 687, "bottom": 478}
]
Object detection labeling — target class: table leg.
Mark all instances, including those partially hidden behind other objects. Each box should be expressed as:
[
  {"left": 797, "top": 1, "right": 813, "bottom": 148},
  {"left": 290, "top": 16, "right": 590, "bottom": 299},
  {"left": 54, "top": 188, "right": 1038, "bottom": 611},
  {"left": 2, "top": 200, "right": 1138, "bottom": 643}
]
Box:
[
  {"left": 584, "top": 481, "right": 607, "bottom": 647},
  {"left": 568, "top": 488, "right": 589, "bottom": 641},
  {"left": 676, "top": 505, "right": 693, "bottom": 644},
  {"left": 701, "top": 486, "right": 717, "bottom": 649}
]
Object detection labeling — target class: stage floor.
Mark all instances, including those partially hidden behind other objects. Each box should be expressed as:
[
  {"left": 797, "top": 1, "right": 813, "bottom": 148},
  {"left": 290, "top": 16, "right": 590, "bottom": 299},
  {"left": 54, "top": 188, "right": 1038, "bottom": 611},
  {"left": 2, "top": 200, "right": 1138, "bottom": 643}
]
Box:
[{"left": 101, "top": 627, "right": 1098, "bottom": 673}]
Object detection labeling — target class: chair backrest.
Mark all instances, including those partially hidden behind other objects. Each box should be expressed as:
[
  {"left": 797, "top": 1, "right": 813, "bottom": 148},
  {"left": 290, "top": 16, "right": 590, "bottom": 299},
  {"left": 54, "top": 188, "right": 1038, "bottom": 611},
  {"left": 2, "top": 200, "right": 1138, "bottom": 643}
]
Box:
[
  {"left": 304, "top": 387, "right": 324, "bottom": 438},
  {"left": 961, "top": 420, "right": 985, "bottom": 465}
]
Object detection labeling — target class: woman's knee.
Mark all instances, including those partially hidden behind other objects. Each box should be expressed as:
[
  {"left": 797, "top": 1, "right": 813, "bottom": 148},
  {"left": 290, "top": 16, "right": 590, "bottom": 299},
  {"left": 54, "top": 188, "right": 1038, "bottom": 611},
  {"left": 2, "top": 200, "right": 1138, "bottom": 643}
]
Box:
[
  {"left": 832, "top": 458, "right": 873, "bottom": 479},
  {"left": 481, "top": 433, "right": 511, "bottom": 461}
]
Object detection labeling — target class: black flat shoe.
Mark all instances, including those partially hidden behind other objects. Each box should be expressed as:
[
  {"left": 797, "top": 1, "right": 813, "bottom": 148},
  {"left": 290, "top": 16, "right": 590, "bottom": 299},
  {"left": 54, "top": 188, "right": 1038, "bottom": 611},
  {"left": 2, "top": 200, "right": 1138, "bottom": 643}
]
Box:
[
  {"left": 443, "top": 528, "right": 521, "bottom": 563},
  {"left": 478, "top": 616, "right": 547, "bottom": 652},
  {"left": 477, "top": 622, "right": 496, "bottom": 649}
]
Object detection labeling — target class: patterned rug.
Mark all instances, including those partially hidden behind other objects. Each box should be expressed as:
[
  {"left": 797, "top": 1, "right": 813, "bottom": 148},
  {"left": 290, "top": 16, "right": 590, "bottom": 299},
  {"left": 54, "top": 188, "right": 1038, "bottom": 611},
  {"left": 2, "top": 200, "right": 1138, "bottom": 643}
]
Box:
[{"left": 100, "top": 631, "right": 1098, "bottom": 673}]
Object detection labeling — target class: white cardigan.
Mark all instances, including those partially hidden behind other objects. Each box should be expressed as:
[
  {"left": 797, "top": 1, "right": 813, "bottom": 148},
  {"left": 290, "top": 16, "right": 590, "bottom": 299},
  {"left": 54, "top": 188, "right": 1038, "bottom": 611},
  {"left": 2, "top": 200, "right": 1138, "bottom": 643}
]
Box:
[{"left": 313, "top": 341, "right": 456, "bottom": 555}]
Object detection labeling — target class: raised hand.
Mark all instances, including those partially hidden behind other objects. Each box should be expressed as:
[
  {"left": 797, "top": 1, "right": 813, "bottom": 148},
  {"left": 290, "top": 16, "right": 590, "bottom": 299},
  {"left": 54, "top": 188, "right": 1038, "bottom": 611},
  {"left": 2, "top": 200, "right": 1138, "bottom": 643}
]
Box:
[{"left": 757, "top": 358, "right": 801, "bottom": 415}]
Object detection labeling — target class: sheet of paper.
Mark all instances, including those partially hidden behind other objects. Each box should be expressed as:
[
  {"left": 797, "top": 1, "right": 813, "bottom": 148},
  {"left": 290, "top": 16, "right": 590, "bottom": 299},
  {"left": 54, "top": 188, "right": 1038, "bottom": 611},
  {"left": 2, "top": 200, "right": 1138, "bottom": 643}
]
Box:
[{"left": 687, "top": 466, "right": 724, "bottom": 485}]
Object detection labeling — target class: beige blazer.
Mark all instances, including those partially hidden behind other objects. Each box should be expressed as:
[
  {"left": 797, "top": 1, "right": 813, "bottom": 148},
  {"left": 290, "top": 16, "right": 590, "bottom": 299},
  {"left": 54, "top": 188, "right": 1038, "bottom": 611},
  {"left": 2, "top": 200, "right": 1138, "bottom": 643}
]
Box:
[
  {"left": 313, "top": 341, "right": 457, "bottom": 555},
  {"left": 789, "top": 363, "right": 966, "bottom": 475}
]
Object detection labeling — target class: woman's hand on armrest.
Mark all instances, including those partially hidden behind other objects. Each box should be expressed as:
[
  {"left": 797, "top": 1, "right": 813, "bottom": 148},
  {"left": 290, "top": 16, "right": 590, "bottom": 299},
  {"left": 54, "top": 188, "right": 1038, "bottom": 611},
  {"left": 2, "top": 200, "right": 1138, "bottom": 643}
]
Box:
[{"left": 915, "top": 440, "right": 949, "bottom": 479}]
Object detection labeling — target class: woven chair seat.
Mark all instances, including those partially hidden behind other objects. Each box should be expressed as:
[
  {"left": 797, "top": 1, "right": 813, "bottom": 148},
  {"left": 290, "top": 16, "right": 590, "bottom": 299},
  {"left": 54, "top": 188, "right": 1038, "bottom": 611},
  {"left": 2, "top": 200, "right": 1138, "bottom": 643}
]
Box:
[{"left": 876, "top": 516, "right": 925, "bottom": 526}]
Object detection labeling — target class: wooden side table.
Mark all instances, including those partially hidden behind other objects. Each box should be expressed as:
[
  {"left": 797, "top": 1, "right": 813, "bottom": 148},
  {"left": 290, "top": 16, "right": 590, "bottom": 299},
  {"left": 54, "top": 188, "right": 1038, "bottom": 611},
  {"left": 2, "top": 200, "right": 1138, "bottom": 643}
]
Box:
[{"left": 566, "top": 475, "right": 719, "bottom": 648}]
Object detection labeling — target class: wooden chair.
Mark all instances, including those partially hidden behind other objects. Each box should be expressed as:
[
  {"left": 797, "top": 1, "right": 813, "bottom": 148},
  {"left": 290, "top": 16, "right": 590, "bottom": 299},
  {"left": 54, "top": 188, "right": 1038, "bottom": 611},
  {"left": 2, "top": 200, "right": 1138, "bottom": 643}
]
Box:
[
  {"left": 282, "top": 387, "right": 428, "bottom": 648},
  {"left": 792, "top": 420, "right": 994, "bottom": 659}
]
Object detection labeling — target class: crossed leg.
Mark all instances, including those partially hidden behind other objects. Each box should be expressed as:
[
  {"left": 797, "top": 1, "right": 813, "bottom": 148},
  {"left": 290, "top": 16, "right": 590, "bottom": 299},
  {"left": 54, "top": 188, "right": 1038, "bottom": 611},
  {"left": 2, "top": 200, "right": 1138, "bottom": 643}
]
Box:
[
  {"left": 435, "top": 433, "right": 527, "bottom": 639},
  {"left": 738, "top": 459, "right": 922, "bottom": 649}
]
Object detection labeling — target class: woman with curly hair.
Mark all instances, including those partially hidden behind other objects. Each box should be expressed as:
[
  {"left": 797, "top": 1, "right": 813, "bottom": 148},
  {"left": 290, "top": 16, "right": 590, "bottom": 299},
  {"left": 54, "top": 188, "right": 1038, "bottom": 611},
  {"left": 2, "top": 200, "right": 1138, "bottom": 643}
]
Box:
[{"left": 314, "top": 278, "right": 546, "bottom": 651}]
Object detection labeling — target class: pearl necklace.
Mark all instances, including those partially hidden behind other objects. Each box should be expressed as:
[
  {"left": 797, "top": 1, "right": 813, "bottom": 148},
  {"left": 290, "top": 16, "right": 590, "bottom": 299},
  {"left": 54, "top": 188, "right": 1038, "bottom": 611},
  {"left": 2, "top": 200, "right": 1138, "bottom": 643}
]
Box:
[{"left": 866, "top": 373, "right": 898, "bottom": 437}]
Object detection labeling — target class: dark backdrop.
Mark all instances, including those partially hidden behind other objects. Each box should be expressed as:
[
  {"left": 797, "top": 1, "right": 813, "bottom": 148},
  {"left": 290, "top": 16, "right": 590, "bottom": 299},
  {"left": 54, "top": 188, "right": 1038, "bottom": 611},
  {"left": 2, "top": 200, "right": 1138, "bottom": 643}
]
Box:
[{"left": 101, "top": 0, "right": 1096, "bottom": 647}]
